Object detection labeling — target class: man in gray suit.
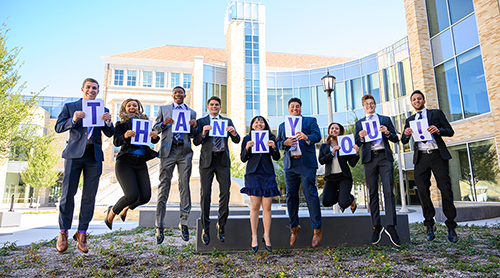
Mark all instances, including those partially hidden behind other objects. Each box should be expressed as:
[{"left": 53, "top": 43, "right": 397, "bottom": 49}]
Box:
[
  {"left": 194, "top": 96, "right": 240, "bottom": 245},
  {"left": 154, "top": 86, "right": 197, "bottom": 244}
]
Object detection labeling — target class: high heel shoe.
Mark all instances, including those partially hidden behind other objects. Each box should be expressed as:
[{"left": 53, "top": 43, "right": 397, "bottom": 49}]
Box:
[
  {"left": 262, "top": 235, "right": 272, "bottom": 252},
  {"left": 252, "top": 245, "right": 259, "bottom": 252},
  {"left": 104, "top": 206, "right": 113, "bottom": 230},
  {"left": 120, "top": 208, "right": 128, "bottom": 222},
  {"left": 351, "top": 200, "right": 357, "bottom": 214}
]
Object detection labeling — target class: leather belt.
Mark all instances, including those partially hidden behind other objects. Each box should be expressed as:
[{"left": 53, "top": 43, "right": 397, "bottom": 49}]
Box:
[
  {"left": 212, "top": 151, "right": 224, "bottom": 156},
  {"left": 172, "top": 142, "right": 184, "bottom": 146},
  {"left": 420, "top": 149, "right": 437, "bottom": 154},
  {"left": 125, "top": 153, "right": 142, "bottom": 158},
  {"left": 371, "top": 149, "right": 385, "bottom": 155},
  {"left": 291, "top": 155, "right": 302, "bottom": 159}
]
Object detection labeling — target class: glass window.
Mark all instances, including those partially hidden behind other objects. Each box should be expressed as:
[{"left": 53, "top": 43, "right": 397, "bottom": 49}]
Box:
[
  {"left": 268, "top": 89, "right": 276, "bottom": 117},
  {"left": 469, "top": 139, "right": 500, "bottom": 202},
  {"left": 351, "top": 78, "right": 363, "bottom": 109},
  {"left": 183, "top": 73, "right": 192, "bottom": 89},
  {"left": 143, "top": 71, "right": 152, "bottom": 87},
  {"left": 334, "top": 82, "right": 347, "bottom": 112},
  {"left": 293, "top": 75, "right": 309, "bottom": 87},
  {"left": 311, "top": 86, "right": 318, "bottom": 115},
  {"left": 426, "top": 0, "right": 450, "bottom": 37},
  {"left": 114, "top": 69, "right": 124, "bottom": 86},
  {"left": 431, "top": 29, "right": 454, "bottom": 65},
  {"left": 368, "top": 72, "right": 381, "bottom": 104},
  {"left": 449, "top": 0, "right": 474, "bottom": 24},
  {"left": 448, "top": 144, "right": 471, "bottom": 201},
  {"left": 171, "top": 73, "right": 180, "bottom": 88},
  {"left": 384, "top": 66, "right": 397, "bottom": 101},
  {"left": 221, "top": 85, "right": 227, "bottom": 114},
  {"left": 452, "top": 14, "right": 479, "bottom": 55},
  {"left": 153, "top": 106, "right": 161, "bottom": 117},
  {"left": 277, "top": 75, "right": 292, "bottom": 87},
  {"left": 300, "top": 87, "right": 311, "bottom": 115},
  {"left": 127, "top": 70, "right": 137, "bottom": 86},
  {"left": 144, "top": 105, "right": 151, "bottom": 118},
  {"left": 116, "top": 104, "right": 121, "bottom": 120},
  {"left": 436, "top": 59, "right": 462, "bottom": 121},
  {"left": 317, "top": 85, "right": 328, "bottom": 115},
  {"left": 456, "top": 47, "right": 490, "bottom": 118},
  {"left": 282, "top": 88, "right": 293, "bottom": 116},
  {"left": 155, "top": 72, "right": 165, "bottom": 88},
  {"left": 345, "top": 64, "right": 361, "bottom": 79},
  {"left": 399, "top": 59, "right": 413, "bottom": 97},
  {"left": 361, "top": 59, "right": 378, "bottom": 75}
]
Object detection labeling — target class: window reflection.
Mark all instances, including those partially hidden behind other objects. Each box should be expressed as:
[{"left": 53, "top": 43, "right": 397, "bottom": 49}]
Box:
[
  {"left": 469, "top": 139, "right": 500, "bottom": 202},
  {"left": 435, "top": 59, "right": 462, "bottom": 121},
  {"left": 426, "top": 0, "right": 450, "bottom": 37},
  {"left": 452, "top": 14, "right": 479, "bottom": 55},
  {"left": 431, "top": 29, "right": 454, "bottom": 65},
  {"left": 449, "top": 0, "right": 474, "bottom": 24},
  {"left": 448, "top": 144, "right": 471, "bottom": 201}
]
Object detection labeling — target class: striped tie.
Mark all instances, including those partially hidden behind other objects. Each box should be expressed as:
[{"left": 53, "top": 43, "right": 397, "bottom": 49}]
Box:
[{"left": 87, "top": 127, "right": 94, "bottom": 140}]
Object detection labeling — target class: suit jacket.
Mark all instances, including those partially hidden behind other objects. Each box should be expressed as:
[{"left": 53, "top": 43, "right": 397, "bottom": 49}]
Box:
[
  {"left": 240, "top": 134, "right": 280, "bottom": 175},
  {"left": 276, "top": 116, "right": 321, "bottom": 170},
  {"left": 153, "top": 103, "right": 197, "bottom": 157},
  {"left": 400, "top": 109, "right": 454, "bottom": 164},
  {"left": 318, "top": 143, "right": 359, "bottom": 178},
  {"left": 193, "top": 115, "right": 241, "bottom": 169},
  {"left": 355, "top": 114, "right": 399, "bottom": 164},
  {"left": 55, "top": 98, "right": 114, "bottom": 161},
  {"left": 114, "top": 120, "right": 160, "bottom": 161}
]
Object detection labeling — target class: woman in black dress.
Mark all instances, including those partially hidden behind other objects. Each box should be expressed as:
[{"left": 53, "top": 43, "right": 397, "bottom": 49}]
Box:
[
  {"left": 318, "top": 122, "right": 359, "bottom": 213},
  {"left": 105, "top": 98, "right": 160, "bottom": 229},
  {"left": 240, "top": 116, "right": 280, "bottom": 252}
]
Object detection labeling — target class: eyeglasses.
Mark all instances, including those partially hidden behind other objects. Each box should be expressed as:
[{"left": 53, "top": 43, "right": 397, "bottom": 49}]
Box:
[{"left": 364, "top": 102, "right": 376, "bottom": 107}]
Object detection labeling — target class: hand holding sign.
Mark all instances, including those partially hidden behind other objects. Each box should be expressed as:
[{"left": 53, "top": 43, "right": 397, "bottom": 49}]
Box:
[
  {"left": 131, "top": 119, "right": 153, "bottom": 146},
  {"left": 172, "top": 110, "right": 190, "bottom": 133},
  {"left": 82, "top": 100, "right": 105, "bottom": 127},
  {"left": 285, "top": 116, "right": 302, "bottom": 137},
  {"left": 409, "top": 119, "right": 432, "bottom": 142},
  {"left": 361, "top": 119, "right": 382, "bottom": 143},
  {"left": 338, "top": 134, "right": 357, "bottom": 156},
  {"left": 251, "top": 130, "right": 269, "bottom": 153}
]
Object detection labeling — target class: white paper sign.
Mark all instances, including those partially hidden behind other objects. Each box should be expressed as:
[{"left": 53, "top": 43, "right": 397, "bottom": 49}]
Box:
[
  {"left": 285, "top": 116, "right": 302, "bottom": 137},
  {"left": 209, "top": 119, "right": 228, "bottom": 137},
  {"left": 172, "top": 110, "right": 190, "bottom": 133},
  {"left": 338, "top": 134, "right": 357, "bottom": 156},
  {"left": 131, "top": 119, "right": 153, "bottom": 146},
  {"left": 251, "top": 130, "right": 269, "bottom": 154},
  {"left": 82, "top": 99, "right": 105, "bottom": 127},
  {"left": 362, "top": 120, "right": 382, "bottom": 143},
  {"left": 410, "top": 119, "right": 432, "bottom": 142}
]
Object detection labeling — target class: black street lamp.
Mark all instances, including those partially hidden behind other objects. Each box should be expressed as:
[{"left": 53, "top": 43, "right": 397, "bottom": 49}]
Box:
[{"left": 321, "top": 70, "right": 336, "bottom": 124}]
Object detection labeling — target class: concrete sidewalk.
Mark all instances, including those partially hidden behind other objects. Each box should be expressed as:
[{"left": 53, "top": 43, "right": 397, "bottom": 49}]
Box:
[{"left": 1, "top": 205, "right": 500, "bottom": 247}]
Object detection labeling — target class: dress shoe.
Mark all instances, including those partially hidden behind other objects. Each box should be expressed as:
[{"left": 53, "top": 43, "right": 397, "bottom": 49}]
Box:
[
  {"left": 120, "top": 208, "right": 128, "bottom": 222},
  {"left": 73, "top": 232, "right": 89, "bottom": 253},
  {"left": 339, "top": 206, "right": 346, "bottom": 213},
  {"left": 426, "top": 225, "right": 436, "bottom": 241},
  {"left": 448, "top": 227, "right": 459, "bottom": 243},
  {"left": 202, "top": 229, "right": 210, "bottom": 245},
  {"left": 104, "top": 206, "right": 113, "bottom": 230},
  {"left": 351, "top": 201, "right": 357, "bottom": 213},
  {"left": 156, "top": 228, "right": 164, "bottom": 244},
  {"left": 179, "top": 223, "right": 189, "bottom": 241},
  {"left": 312, "top": 228, "right": 322, "bottom": 248},
  {"left": 56, "top": 231, "right": 68, "bottom": 252},
  {"left": 372, "top": 225, "right": 385, "bottom": 245},
  {"left": 252, "top": 245, "right": 259, "bottom": 252},
  {"left": 385, "top": 225, "right": 401, "bottom": 247},
  {"left": 262, "top": 235, "right": 272, "bottom": 252},
  {"left": 216, "top": 223, "right": 225, "bottom": 243},
  {"left": 289, "top": 225, "right": 301, "bottom": 246}
]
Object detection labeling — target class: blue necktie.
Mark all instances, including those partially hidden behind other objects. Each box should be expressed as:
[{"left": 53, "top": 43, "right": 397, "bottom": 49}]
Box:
[{"left": 87, "top": 127, "right": 94, "bottom": 140}]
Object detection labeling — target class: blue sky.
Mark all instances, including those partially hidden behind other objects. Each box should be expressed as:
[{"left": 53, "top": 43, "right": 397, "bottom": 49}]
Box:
[{"left": 0, "top": 0, "right": 407, "bottom": 98}]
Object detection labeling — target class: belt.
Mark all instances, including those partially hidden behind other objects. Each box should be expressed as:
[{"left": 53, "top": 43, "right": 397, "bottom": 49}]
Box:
[
  {"left": 420, "top": 149, "right": 437, "bottom": 154},
  {"left": 172, "top": 142, "right": 184, "bottom": 146},
  {"left": 125, "top": 153, "right": 143, "bottom": 158},
  {"left": 371, "top": 149, "right": 385, "bottom": 155},
  {"left": 291, "top": 155, "right": 302, "bottom": 159},
  {"left": 86, "top": 144, "right": 94, "bottom": 149},
  {"left": 212, "top": 151, "right": 224, "bottom": 156}
]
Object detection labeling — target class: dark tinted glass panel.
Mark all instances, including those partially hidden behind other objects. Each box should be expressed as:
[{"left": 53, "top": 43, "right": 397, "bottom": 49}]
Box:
[
  {"left": 435, "top": 59, "right": 462, "bottom": 121},
  {"left": 426, "top": 0, "right": 450, "bottom": 37},
  {"left": 452, "top": 14, "right": 479, "bottom": 55},
  {"left": 431, "top": 29, "right": 454, "bottom": 65},
  {"left": 449, "top": 0, "right": 474, "bottom": 24}
]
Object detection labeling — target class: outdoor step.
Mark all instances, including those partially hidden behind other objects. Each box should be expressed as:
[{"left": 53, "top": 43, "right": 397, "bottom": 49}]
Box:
[
  {"left": 436, "top": 201, "right": 500, "bottom": 222},
  {"left": 195, "top": 214, "right": 411, "bottom": 252}
]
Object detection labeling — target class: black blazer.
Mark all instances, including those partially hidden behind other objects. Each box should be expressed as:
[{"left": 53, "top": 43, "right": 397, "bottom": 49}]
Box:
[
  {"left": 113, "top": 120, "right": 160, "bottom": 161},
  {"left": 400, "top": 109, "right": 454, "bottom": 164},
  {"left": 240, "top": 135, "right": 280, "bottom": 175},
  {"left": 318, "top": 143, "right": 359, "bottom": 178},
  {"left": 193, "top": 115, "right": 241, "bottom": 169},
  {"left": 354, "top": 114, "right": 399, "bottom": 164}
]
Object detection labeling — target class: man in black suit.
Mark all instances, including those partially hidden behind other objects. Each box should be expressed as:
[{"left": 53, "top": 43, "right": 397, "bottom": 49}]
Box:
[
  {"left": 401, "top": 90, "right": 458, "bottom": 243},
  {"left": 193, "top": 96, "right": 240, "bottom": 245},
  {"left": 355, "top": 94, "right": 401, "bottom": 247},
  {"left": 54, "top": 78, "right": 114, "bottom": 253}
]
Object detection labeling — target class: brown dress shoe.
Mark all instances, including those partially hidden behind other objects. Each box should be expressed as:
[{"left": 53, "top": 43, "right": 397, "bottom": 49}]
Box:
[
  {"left": 73, "top": 232, "right": 89, "bottom": 253},
  {"left": 289, "top": 225, "right": 301, "bottom": 246},
  {"left": 312, "top": 228, "right": 322, "bottom": 248},
  {"left": 56, "top": 231, "right": 68, "bottom": 252}
]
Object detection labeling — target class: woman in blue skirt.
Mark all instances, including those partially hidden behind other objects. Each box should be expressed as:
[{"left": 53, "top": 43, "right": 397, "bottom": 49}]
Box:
[{"left": 240, "top": 116, "right": 280, "bottom": 252}]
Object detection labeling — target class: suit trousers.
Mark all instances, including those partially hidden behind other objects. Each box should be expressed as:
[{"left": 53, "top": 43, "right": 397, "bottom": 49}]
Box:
[
  {"left": 414, "top": 151, "right": 457, "bottom": 229},
  {"left": 199, "top": 152, "right": 231, "bottom": 230},
  {"left": 59, "top": 147, "right": 102, "bottom": 231},
  {"left": 156, "top": 145, "right": 193, "bottom": 228},
  {"left": 113, "top": 155, "right": 151, "bottom": 214},
  {"left": 322, "top": 173, "right": 354, "bottom": 209},
  {"left": 285, "top": 161, "right": 322, "bottom": 229},
  {"left": 363, "top": 152, "right": 397, "bottom": 227}
]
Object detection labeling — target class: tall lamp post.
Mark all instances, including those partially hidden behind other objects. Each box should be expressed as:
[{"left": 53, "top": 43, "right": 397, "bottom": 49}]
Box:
[{"left": 322, "top": 71, "right": 337, "bottom": 213}]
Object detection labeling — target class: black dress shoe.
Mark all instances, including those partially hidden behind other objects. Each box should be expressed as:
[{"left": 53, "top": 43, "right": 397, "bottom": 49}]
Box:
[
  {"left": 448, "top": 227, "right": 459, "bottom": 243},
  {"left": 216, "top": 223, "right": 225, "bottom": 243},
  {"left": 202, "top": 229, "right": 210, "bottom": 245},
  {"left": 156, "top": 228, "right": 164, "bottom": 244},
  {"left": 339, "top": 206, "right": 346, "bottom": 213},
  {"left": 104, "top": 206, "right": 113, "bottom": 230},
  {"left": 252, "top": 245, "right": 259, "bottom": 252},
  {"left": 426, "top": 225, "right": 436, "bottom": 241},
  {"left": 262, "top": 235, "right": 272, "bottom": 252},
  {"left": 180, "top": 224, "right": 189, "bottom": 241}
]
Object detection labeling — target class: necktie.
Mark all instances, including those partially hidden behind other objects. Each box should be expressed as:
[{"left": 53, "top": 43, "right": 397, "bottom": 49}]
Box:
[
  {"left": 173, "top": 105, "right": 183, "bottom": 143},
  {"left": 87, "top": 127, "right": 94, "bottom": 140}
]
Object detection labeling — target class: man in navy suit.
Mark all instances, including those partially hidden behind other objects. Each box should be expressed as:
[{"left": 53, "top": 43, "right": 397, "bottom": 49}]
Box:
[
  {"left": 54, "top": 78, "right": 114, "bottom": 253},
  {"left": 401, "top": 90, "right": 458, "bottom": 243},
  {"left": 355, "top": 94, "right": 401, "bottom": 247},
  {"left": 277, "top": 98, "right": 322, "bottom": 248},
  {"left": 193, "top": 96, "right": 240, "bottom": 245}
]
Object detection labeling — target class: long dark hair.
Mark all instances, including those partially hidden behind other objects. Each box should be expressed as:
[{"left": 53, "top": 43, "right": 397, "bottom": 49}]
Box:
[
  {"left": 326, "top": 122, "right": 345, "bottom": 143},
  {"left": 248, "top": 116, "right": 276, "bottom": 140},
  {"left": 119, "top": 98, "right": 148, "bottom": 122}
]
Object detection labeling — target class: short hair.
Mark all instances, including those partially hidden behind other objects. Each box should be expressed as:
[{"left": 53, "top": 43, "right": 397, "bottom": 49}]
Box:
[
  {"left": 361, "top": 94, "right": 375, "bottom": 104},
  {"left": 172, "top": 86, "right": 186, "bottom": 94},
  {"left": 288, "top": 97, "right": 302, "bottom": 107},
  {"left": 82, "top": 78, "right": 99, "bottom": 89},
  {"left": 207, "top": 96, "right": 221, "bottom": 105},
  {"left": 410, "top": 90, "right": 425, "bottom": 100},
  {"left": 326, "top": 122, "right": 345, "bottom": 143}
]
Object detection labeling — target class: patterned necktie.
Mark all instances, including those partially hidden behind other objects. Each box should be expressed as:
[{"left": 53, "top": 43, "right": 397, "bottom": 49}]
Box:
[
  {"left": 173, "top": 105, "right": 183, "bottom": 143},
  {"left": 87, "top": 127, "right": 94, "bottom": 140}
]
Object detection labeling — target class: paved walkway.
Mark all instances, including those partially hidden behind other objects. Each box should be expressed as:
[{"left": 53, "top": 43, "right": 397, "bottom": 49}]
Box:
[{"left": 1, "top": 205, "right": 499, "bottom": 247}]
